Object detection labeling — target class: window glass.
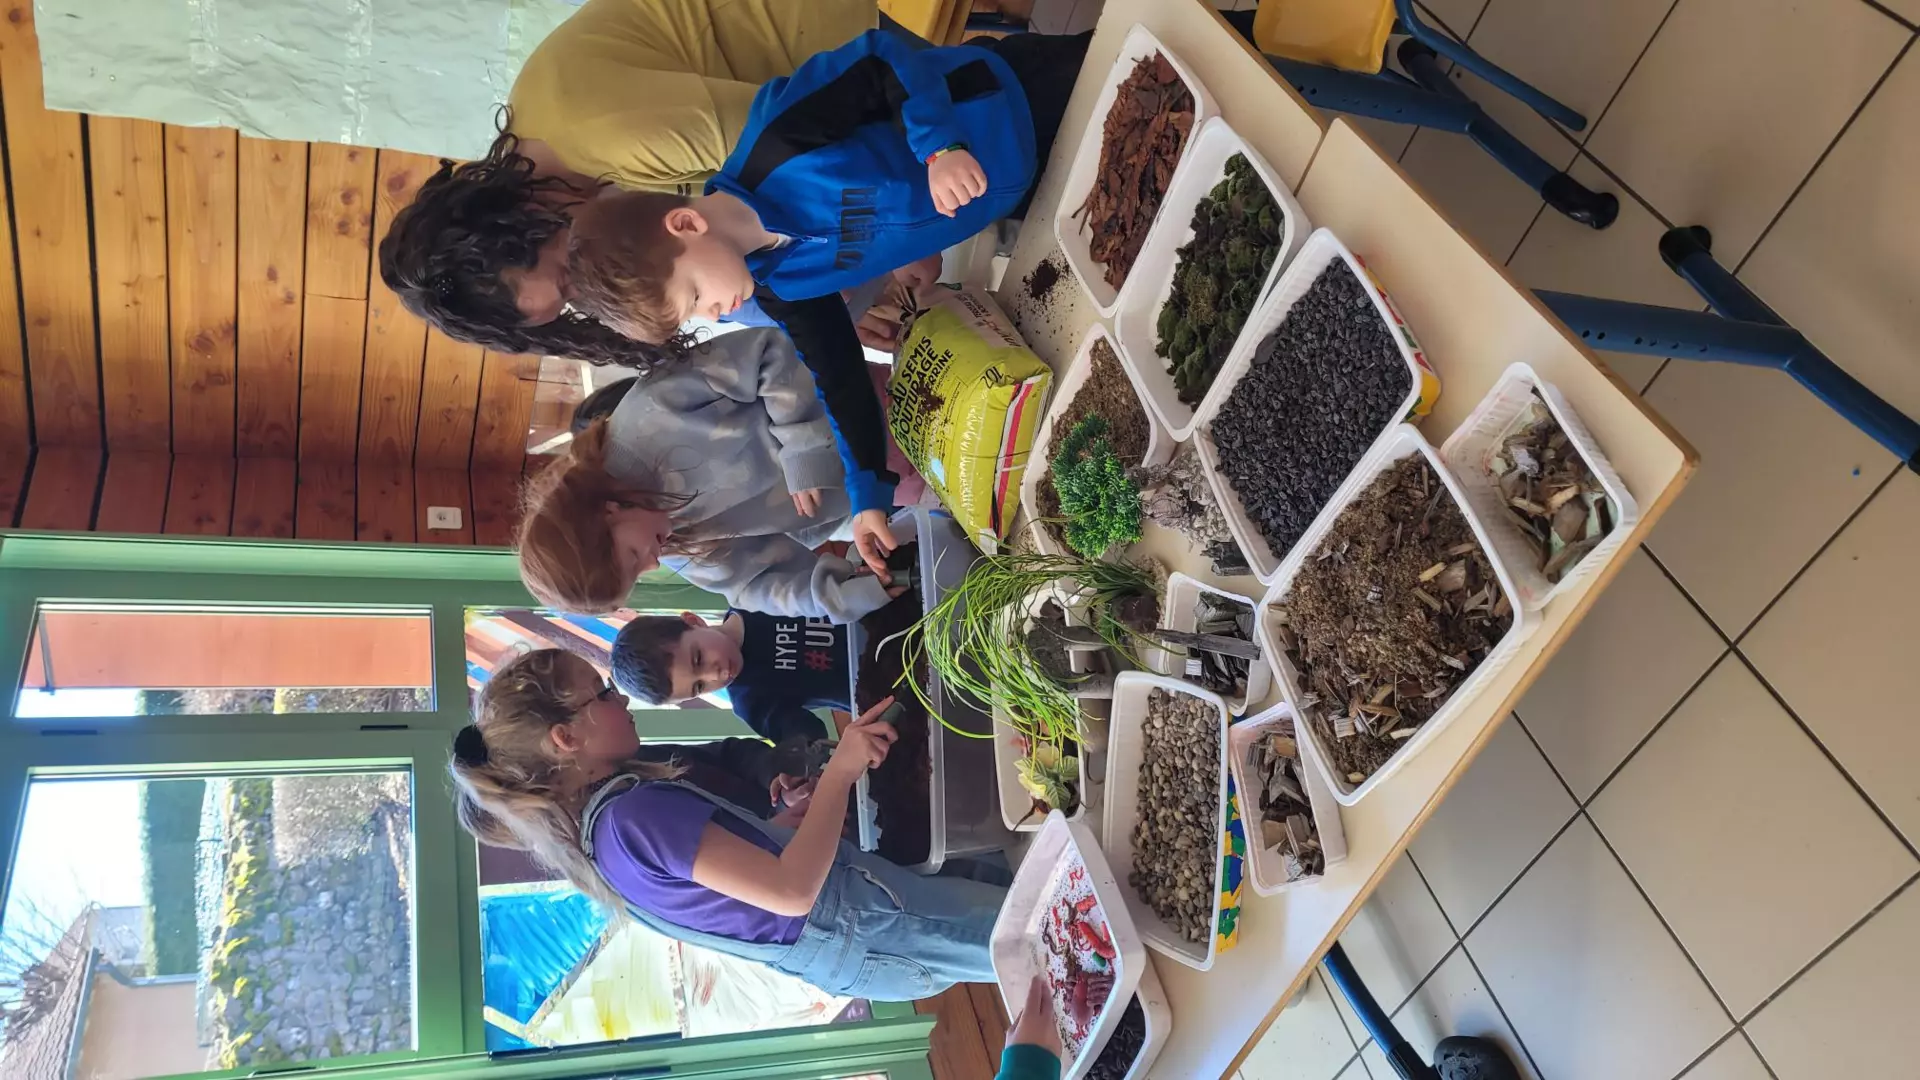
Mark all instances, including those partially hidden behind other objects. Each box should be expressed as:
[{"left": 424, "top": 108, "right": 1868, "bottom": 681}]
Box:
[
  {"left": 15, "top": 605, "right": 434, "bottom": 718},
  {"left": 0, "top": 770, "right": 417, "bottom": 1077}
]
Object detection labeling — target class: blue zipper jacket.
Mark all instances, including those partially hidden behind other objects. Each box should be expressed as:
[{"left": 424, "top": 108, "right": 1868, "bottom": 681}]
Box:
[{"left": 707, "top": 29, "right": 1040, "bottom": 514}]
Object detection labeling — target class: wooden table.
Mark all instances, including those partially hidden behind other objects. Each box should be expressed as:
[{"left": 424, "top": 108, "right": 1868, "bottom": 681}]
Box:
[{"left": 988, "top": 0, "right": 1698, "bottom": 1076}]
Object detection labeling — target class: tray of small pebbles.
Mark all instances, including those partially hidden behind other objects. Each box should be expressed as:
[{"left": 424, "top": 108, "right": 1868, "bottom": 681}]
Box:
[
  {"left": 1258, "top": 426, "right": 1536, "bottom": 804},
  {"left": 1146, "top": 573, "right": 1270, "bottom": 716},
  {"left": 1194, "top": 228, "right": 1441, "bottom": 584},
  {"left": 1441, "top": 362, "right": 1642, "bottom": 611},
  {"left": 1102, "top": 672, "right": 1232, "bottom": 970},
  {"left": 1228, "top": 704, "right": 1347, "bottom": 895}
]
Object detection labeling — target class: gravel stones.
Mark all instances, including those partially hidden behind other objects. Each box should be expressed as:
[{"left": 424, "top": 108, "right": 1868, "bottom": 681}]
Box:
[
  {"left": 1073, "top": 54, "right": 1196, "bottom": 291},
  {"left": 1271, "top": 456, "right": 1513, "bottom": 787},
  {"left": 1128, "top": 688, "right": 1220, "bottom": 945},
  {"left": 1085, "top": 996, "right": 1147, "bottom": 1080},
  {"left": 1209, "top": 261, "right": 1411, "bottom": 561}
]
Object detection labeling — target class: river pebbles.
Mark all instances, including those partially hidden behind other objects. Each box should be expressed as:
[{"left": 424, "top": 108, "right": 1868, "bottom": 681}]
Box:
[
  {"left": 1209, "top": 262, "right": 1411, "bottom": 561},
  {"left": 1128, "top": 688, "right": 1220, "bottom": 945}
]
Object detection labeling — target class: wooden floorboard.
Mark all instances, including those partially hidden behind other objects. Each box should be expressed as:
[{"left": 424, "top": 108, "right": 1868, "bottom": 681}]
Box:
[
  {"left": 469, "top": 468, "right": 522, "bottom": 547},
  {"left": 355, "top": 462, "right": 414, "bottom": 543},
  {"left": 0, "top": 447, "right": 31, "bottom": 528},
  {"left": 295, "top": 462, "right": 357, "bottom": 540},
  {"left": 917, "top": 985, "right": 1000, "bottom": 1080},
  {"left": 19, "top": 446, "right": 102, "bottom": 530},
  {"left": 88, "top": 116, "right": 172, "bottom": 452},
  {"left": 235, "top": 137, "right": 308, "bottom": 459},
  {"left": 163, "top": 456, "right": 237, "bottom": 536},
  {"left": 166, "top": 125, "right": 240, "bottom": 456},
  {"left": 232, "top": 457, "right": 297, "bottom": 539}
]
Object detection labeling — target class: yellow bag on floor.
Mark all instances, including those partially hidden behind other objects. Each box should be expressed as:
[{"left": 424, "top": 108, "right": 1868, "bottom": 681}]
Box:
[{"left": 889, "top": 289, "right": 1051, "bottom": 549}]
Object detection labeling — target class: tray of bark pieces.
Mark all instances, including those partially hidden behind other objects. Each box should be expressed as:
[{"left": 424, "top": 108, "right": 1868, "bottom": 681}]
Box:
[
  {"left": 1227, "top": 704, "right": 1347, "bottom": 895},
  {"left": 1258, "top": 426, "right": 1536, "bottom": 805},
  {"left": 1054, "top": 23, "right": 1215, "bottom": 318}
]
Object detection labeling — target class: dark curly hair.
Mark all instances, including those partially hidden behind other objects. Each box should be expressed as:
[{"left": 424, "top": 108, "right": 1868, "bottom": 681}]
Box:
[{"left": 378, "top": 116, "right": 686, "bottom": 369}]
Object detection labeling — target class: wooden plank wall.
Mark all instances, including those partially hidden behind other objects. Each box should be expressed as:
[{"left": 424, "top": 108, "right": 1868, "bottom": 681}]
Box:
[{"left": 0, "top": 4, "right": 541, "bottom": 542}]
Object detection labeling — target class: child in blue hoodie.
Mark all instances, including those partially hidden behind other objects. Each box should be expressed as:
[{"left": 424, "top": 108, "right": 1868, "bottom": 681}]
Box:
[{"left": 564, "top": 29, "right": 1090, "bottom": 578}]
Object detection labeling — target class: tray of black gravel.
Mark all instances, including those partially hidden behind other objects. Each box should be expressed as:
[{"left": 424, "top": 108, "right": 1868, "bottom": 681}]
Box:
[
  {"left": 1256, "top": 427, "right": 1536, "bottom": 805},
  {"left": 1083, "top": 954, "right": 1172, "bottom": 1080},
  {"left": 1192, "top": 228, "right": 1441, "bottom": 585}
]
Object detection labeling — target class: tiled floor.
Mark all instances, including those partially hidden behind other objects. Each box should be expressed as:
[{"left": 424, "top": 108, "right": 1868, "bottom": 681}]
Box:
[{"left": 1050, "top": 0, "right": 1920, "bottom": 1076}]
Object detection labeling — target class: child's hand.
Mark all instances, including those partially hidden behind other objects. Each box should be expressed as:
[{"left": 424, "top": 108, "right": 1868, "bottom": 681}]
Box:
[
  {"left": 792, "top": 488, "right": 823, "bottom": 517},
  {"left": 1006, "top": 975, "right": 1064, "bottom": 1059},
  {"left": 928, "top": 149, "right": 987, "bottom": 217},
  {"left": 850, "top": 509, "right": 897, "bottom": 581},
  {"left": 855, "top": 310, "right": 903, "bottom": 352},
  {"left": 770, "top": 772, "right": 816, "bottom": 808},
  {"left": 823, "top": 697, "right": 898, "bottom": 785},
  {"left": 892, "top": 253, "right": 943, "bottom": 293}
]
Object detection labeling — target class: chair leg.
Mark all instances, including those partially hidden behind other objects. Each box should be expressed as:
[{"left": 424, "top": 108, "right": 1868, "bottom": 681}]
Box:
[{"left": 1392, "top": 0, "right": 1586, "bottom": 130}]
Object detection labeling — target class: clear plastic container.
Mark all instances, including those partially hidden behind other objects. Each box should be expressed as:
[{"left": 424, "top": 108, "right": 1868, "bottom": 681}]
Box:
[
  {"left": 1192, "top": 228, "right": 1443, "bottom": 584},
  {"left": 1101, "top": 672, "right": 1232, "bottom": 970},
  {"left": 1440, "top": 362, "right": 1643, "bottom": 612},
  {"left": 1020, "top": 322, "right": 1174, "bottom": 557},
  {"left": 1145, "top": 572, "right": 1271, "bottom": 717},
  {"left": 1256, "top": 426, "right": 1537, "bottom": 804},
  {"left": 990, "top": 811, "right": 1146, "bottom": 1080},
  {"left": 1052, "top": 23, "right": 1218, "bottom": 318},
  {"left": 1111, "top": 116, "right": 1310, "bottom": 441},
  {"left": 1228, "top": 704, "right": 1348, "bottom": 896}
]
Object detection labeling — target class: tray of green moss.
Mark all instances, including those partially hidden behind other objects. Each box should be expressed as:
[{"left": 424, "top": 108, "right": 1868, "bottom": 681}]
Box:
[{"left": 1113, "top": 117, "right": 1307, "bottom": 442}]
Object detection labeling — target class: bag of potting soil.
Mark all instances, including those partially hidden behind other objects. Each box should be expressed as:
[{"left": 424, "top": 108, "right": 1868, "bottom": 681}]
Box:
[{"left": 888, "top": 288, "right": 1051, "bottom": 549}]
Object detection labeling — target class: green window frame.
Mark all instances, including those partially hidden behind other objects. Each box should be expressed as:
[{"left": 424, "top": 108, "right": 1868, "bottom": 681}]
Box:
[{"left": 0, "top": 531, "right": 934, "bottom": 1080}]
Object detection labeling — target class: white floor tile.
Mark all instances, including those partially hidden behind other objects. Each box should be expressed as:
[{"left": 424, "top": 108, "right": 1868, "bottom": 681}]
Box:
[
  {"left": 1360, "top": 1040, "right": 1392, "bottom": 1078},
  {"left": 1591, "top": 656, "right": 1917, "bottom": 1016},
  {"left": 1409, "top": 717, "right": 1577, "bottom": 931},
  {"left": 1743, "top": 472, "right": 1920, "bottom": 847},
  {"left": 1329, "top": 855, "right": 1459, "bottom": 1037},
  {"left": 1390, "top": 949, "right": 1540, "bottom": 1079},
  {"left": 1504, "top": 156, "right": 1705, "bottom": 394},
  {"left": 1462, "top": 0, "right": 1676, "bottom": 156},
  {"left": 1335, "top": 1059, "right": 1372, "bottom": 1080},
  {"left": 1584, "top": 0, "right": 1907, "bottom": 264},
  {"left": 1515, "top": 550, "right": 1726, "bottom": 799},
  {"left": 1681, "top": 1033, "right": 1773, "bottom": 1080},
  {"left": 1417, "top": 0, "right": 1489, "bottom": 38},
  {"left": 1397, "top": 125, "right": 1561, "bottom": 262},
  {"left": 1747, "top": 882, "right": 1920, "bottom": 1080},
  {"left": 1240, "top": 969, "right": 1363, "bottom": 1080},
  {"left": 1467, "top": 819, "right": 1728, "bottom": 1080},
  {"left": 1739, "top": 48, "right": 1920, "bottom": 430},
  {"left": 1642, "top": 357, "right": 1896, "bottom": 637}
]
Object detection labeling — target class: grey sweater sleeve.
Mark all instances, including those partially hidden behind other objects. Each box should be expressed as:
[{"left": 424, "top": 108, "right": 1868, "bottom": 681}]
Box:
[
  {"left": 748, "top": 332, "right": 847, "bottom": 495},
  {"left": 662, "top": 536, "right": 891, "bottom": 623}
]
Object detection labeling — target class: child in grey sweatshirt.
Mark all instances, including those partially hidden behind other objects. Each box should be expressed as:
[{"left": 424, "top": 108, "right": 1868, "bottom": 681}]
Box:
[{"left": 517, "top": 327, "right": 894, "bottom": 622}]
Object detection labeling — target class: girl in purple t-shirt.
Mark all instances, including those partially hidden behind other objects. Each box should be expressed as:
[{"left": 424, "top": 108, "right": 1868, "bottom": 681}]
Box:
[{"left": 450, "top": 648, "right": 1004, "bottom": 1000}]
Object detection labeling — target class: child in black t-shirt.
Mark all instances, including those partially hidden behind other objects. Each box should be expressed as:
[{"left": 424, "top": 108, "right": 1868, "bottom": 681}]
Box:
[{"left": 609, "top": 610, "right": 848, "bottom": 745}]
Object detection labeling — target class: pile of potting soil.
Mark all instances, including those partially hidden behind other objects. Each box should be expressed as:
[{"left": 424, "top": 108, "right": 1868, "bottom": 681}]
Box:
[
  {"left": 1273, "top": 456, "right": 1513, "bottom": 787},
  {"left": 1074, "top": 53, "right": 1195, "bottom": 290},
  {"left": 1037, "top": 339, "right": 1151, "bottom": 550},
  {"left": 853, "top": 544, "right": 932, "bottom": 868},
  {"left": 1209, "top": 261, "right": 1410, "bottom": 561}
]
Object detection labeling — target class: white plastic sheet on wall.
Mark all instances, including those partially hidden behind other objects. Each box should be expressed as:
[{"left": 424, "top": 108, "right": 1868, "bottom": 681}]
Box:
[{"left": 35, "top": 0, "right": 585, "bottom": 159}]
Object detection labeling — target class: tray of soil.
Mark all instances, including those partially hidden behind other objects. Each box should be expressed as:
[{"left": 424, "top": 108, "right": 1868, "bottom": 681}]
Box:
[
  {"left": 1440, "top": 362, "right": 1641, "bottom": 611},
  {"left": 990, "top": 811, "right": 1145, "bottom": 1080},
  {"left": 1228, "top": 704, "right": 1347, "bottom": 896},
  {"left": 1258, "top": 426, "right": 1535, "bottom": 805},
  {"left": 1083, "top": 951, "right": 1172, "bottom": 1080},
  {"left": 1113, "top": 117, "right": 1307, "bottom": 441},
  {"left": 1020, "top": 323, "right": 1169, "bottom": 558},
  {"left": 1134, "top": 442, "right": 1253, "bottom": 577},
  {"left": 1054, "top": 24, "right": 1214, "bottom": 318},
  {"left": 848, "top": 510, "right": 1011, "bottom": 870},
  {"left": 1102, "top": 672, "right": 1233, "bottom": 970},
  {"left": 1194, "top": 228, "right": 1442, "bottom": 584},
  {"left": 1145, "top": 573, "right": 1270, "bottom": 716}
]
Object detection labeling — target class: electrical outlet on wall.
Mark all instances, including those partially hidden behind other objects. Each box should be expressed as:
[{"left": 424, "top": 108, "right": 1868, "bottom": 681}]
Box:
[{"left": 427, "top": 506, "right": 463, "bottom": 531}]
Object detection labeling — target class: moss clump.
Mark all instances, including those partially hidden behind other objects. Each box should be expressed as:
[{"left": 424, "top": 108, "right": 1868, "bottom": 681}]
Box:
[{"left": 1155, "top": 154, "right": 1283, "bottom": 407}]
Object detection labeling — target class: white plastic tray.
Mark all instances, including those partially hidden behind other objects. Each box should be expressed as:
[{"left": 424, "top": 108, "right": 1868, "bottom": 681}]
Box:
[
  {"left": 1228, "top": 704, "right": 1348, "bottom": 896},
  {"left": 990, "top": 811, "right": 1145, "bottom": 1080},
  {"left": 1020, "top": 322, "right": 1174, "bottom": 557},
  {"left": 1192, "top": 228, "right": 1443, "bottom": 584},
  {"left": 1256, "top": 426, "right": 1537, "bottom": 804},
  {"left": 1145, "top": 572, "right": 1270, "bottom": 717},
  {"left": 1101, "top": 671, "right": 1231, "bottom": 970},
  {"left": 1111, "top": 116, "right": 1309, "bottom": 441},
  {"left": 1440, "top": 361, "right": 1643, "bottom": 612},
  {"left": 1053, "top": 23, "right": 1217, "bottom": 318}
]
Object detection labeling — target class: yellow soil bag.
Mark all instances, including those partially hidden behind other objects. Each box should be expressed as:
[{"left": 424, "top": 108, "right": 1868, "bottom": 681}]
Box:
[{"left": 889, "top": 289, "right": 1051, "bottom": 549}]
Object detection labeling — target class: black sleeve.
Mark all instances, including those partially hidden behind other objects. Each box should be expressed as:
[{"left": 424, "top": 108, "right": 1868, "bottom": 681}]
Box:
[
  {"left": 730, "top": 681, "right": 832, "bottom": 744},
  {"left": 757, "top": 289, "right": 901, "bottom": 509}
]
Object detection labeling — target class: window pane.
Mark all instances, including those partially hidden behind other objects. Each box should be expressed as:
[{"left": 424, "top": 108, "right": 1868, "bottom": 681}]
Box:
[
  {"left": 0, "top": 771, "right": 417, "bottom": 1078},
  {"left": 15, "top": 605, "right": 434, "bottom": 717}
]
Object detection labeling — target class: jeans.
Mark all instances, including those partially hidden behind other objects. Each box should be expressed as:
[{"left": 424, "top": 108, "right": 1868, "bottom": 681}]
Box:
[{"left": 773, "top": 854, "right": 1005, "bottom": 998}]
